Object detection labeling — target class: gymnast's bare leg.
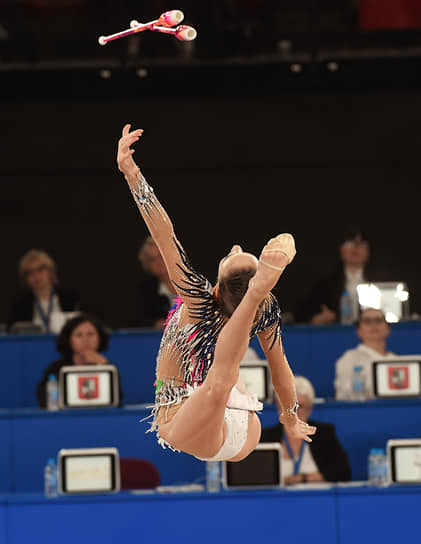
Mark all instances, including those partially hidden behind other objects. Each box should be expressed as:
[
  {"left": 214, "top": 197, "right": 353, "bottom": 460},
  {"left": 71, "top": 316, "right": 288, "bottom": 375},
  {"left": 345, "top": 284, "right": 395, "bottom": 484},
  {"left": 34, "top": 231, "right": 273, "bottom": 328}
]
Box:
[{"left": 158, "top": 240, "right": 291, "bottom": 460}]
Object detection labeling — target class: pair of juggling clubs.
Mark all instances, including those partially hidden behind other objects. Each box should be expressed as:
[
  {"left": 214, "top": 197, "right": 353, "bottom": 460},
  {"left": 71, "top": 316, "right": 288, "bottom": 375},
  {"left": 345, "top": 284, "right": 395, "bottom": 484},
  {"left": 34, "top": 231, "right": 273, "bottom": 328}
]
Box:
[{"left": 98, "top": 10, "right": 197, "bottom": 46}]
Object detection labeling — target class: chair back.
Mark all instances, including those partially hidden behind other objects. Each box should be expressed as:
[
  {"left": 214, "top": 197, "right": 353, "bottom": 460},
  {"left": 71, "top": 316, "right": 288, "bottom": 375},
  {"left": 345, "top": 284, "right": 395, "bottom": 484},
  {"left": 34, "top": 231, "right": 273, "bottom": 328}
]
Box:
[{"left": 119, "top": 457, "right": 161, "bottom": 489}]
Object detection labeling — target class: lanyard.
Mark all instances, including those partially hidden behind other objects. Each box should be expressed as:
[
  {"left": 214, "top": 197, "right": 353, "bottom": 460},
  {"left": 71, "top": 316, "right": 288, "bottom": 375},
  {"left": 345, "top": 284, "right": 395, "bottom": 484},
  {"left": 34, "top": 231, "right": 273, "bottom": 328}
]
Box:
[
  {"left": 35, "top": 287, "right": 55, "bottom": 332},
  {"left": 283, "top": 434, "right": 306, "bottom": 475}
]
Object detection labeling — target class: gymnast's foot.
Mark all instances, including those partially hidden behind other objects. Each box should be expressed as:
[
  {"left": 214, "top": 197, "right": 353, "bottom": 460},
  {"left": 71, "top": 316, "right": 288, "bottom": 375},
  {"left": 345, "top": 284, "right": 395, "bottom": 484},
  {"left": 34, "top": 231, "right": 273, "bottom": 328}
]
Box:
[{"left": 249, "top": 234, "right": 296, "bottom": 300}]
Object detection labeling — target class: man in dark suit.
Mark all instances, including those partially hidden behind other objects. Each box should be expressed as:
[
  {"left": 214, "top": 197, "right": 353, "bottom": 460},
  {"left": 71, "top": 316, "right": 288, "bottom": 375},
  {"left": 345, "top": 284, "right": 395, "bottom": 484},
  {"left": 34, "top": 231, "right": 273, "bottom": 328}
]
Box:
[
  {"left": 136, "top": 236, "right": 177, "bottom": 329},
  {"left": 294, "top": 228, "right": 376, "bottom": 325},
  {"left": 261, "top": 376, "right": 351, "bottom": 484}
]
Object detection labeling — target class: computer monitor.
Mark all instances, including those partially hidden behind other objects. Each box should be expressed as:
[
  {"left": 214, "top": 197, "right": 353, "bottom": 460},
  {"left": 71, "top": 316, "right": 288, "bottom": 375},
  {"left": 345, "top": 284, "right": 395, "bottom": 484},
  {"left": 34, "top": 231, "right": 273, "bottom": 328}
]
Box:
[
  {"left": 222, "top": 443, "right": 282, "bottom": 489},
  {"left": 372, "top": 357, "right": 421, "bottom": 398},
  {"left": 357, "top": 281, "right": 410, "bottom": 322},
  {"left": 58, "top": 447, "right": 120, "bottom": 494},
  {"left": 239, "top": 361, "right": 271, "bottom": 403},
  {"left": 58, "top": 364, "right": 120, "bottom": 408},
  {"left": 387, "top": 439, "right": 421, "bottom": 485}
]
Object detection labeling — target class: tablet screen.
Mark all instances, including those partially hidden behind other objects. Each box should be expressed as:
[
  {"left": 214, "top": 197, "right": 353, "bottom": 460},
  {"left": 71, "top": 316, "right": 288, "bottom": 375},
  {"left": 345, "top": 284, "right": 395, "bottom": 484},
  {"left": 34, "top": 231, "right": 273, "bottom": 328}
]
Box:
[
  {"left": 390, "top": 445, "right": 421, "bottom": 483},
  {"left": 239, "top": 366, "right": 268, "bottom": 402},
  {"left": 224, "top": 446, "right": 281, "bottom": 487},
  {"left": 60, "top": 453, "right": 117, "bottom": 493},
  {"left": 373, "top": 360, "right": 421, "bottom": 397}
]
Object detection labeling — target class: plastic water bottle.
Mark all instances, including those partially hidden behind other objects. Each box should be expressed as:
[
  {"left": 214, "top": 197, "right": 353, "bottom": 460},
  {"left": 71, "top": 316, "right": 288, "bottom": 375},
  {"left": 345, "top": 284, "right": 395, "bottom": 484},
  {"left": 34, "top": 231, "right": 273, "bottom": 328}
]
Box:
[
  {"left": 368, "top": 449, "right": 388, "bottom": 487},
  {"left": 44, "top": 458, "right": 58, "bottom": 498},
  {"left": 368, "top": 448, "right": 381, "bottom": 486},
  {"left": 46, "top": 374, "right": 59, "bottom": 411},
  {"left": 352, "top": 365, "right": 366, "bottom": 401},
  {"left": 368, "top": 448, "right": 377, "bottom": 485},
  {"left": 340, "top": 290, "right": 353, "bottom": 324},
  {"left": 377, "top": 449, "right": 388, "bottom": 487},
  {"left": 206, "top": 461, "right": 221, "bottom": 493}
]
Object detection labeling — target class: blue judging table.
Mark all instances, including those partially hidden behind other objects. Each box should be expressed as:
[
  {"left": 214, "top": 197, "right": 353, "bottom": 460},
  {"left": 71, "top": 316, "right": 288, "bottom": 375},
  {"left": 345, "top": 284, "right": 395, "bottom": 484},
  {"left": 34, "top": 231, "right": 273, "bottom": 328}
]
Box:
[
  {"left": 1, "top": 486, "right": 420, "bottom": 544},
  {"left": 2, "top": 398, "right": 421, "bottom": 493},
  {"left": 1, "top": 321, "right": 421, "bottom": 408}
]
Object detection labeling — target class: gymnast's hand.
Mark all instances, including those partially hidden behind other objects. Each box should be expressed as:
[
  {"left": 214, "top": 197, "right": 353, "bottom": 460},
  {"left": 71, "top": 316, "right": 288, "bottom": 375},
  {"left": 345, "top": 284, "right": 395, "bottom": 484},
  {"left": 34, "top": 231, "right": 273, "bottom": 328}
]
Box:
[
  {"left": 117, "top": 124, "right": 144, "bottom": 182},
  {"left": 280, "top": 415, "right": 317, "bottom": 443}
]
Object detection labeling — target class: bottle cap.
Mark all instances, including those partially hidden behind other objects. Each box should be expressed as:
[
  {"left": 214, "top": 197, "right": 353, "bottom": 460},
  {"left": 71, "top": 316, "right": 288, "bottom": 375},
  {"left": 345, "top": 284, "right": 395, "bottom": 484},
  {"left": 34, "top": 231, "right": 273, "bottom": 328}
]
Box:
[
  {"left": 353, "top": 365, "right": 363, "bottom": 371},
  {"left": 48, "top": 375, "right": 57, "bottom": 381},
  {"left": 47, "top": 458, "right": 56, "bottom": 465}
]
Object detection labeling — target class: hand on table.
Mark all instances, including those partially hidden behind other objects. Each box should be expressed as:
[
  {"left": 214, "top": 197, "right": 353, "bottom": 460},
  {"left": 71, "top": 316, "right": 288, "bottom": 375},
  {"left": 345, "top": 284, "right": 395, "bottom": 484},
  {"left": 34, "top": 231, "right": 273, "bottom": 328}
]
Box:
[{"left": 311, "top": 305, "right": 336, "bottom": 325}]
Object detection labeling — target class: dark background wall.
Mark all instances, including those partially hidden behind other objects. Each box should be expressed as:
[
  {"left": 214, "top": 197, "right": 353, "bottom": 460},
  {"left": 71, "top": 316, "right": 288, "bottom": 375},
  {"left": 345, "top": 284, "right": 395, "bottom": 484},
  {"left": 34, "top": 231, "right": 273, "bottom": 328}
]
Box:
[{"left": 1, "top": 88, "right": 420, "bottom": 328}]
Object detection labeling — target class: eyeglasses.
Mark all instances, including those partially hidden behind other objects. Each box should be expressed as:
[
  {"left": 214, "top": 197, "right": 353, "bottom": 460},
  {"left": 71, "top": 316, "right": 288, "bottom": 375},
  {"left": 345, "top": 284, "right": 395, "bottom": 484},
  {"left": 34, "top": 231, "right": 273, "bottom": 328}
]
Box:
[
  {"left": 24, "top": 264, "right": 48, "bottom": 277},
  {"left": 343, "top": 240, "right": 369, "bottom": 248},
  {"left": 360, "top": 317, "right": 386, "bottom": 325}
]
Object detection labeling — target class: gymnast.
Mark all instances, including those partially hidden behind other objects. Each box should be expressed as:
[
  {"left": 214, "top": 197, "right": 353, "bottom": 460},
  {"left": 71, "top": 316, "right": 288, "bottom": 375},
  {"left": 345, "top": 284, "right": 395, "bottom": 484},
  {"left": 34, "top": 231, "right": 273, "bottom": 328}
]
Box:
[{"left": 117, "top": 124, "right": 316, "bottom": 462}]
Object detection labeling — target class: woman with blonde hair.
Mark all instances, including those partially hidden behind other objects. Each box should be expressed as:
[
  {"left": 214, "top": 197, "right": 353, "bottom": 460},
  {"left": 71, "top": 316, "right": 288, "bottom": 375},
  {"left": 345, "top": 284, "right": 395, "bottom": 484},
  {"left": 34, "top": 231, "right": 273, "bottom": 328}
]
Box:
[
  {"left": 117, "top": 124, "right": 315, "bottom": 462},
  {"left": 7, "top": 249, "right": 80, "bottom": 333}
]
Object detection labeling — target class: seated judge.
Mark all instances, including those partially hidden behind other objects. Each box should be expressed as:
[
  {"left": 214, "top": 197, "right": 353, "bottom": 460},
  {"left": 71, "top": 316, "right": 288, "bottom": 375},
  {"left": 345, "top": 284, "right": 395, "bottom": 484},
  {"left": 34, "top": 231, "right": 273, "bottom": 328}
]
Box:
[
  {"left": 261, "top": 376, "right": 351, "bottom": 484},
  {"left": 334, "top": 308, "right": 396, "bottom": 400},
  {"left": 8, "top": 249, "right": 80, "bottom": 333},
  {"left": 294, "top": 228, "right": 372, "bottom": 325},
  {"left": 136, "top": 236, "right": 177, "bottom": 329},
  {"left": 37, "top": 313, "right": 123, "bottom": 408}
]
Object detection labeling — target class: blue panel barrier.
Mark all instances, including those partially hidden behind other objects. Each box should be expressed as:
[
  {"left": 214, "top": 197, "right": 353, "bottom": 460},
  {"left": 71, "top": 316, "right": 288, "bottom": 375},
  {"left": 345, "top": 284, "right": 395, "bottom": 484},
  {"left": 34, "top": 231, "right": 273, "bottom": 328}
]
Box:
[
  {"left": 1, "top": 321, "right": 421, "bottom": 409},
  {"left": 4, "top": 490, "right": 337, "bottom": 544},
  {"left": 2, "top": 398, "right": 421, "bottom": 493},
  {"left": 2, "top": 487, "right": 421, "bottom": 544}
]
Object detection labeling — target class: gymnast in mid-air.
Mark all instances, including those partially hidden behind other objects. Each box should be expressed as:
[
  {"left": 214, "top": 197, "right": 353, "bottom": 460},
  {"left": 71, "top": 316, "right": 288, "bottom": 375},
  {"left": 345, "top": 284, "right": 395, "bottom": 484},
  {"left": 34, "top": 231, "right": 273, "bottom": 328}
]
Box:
[{"left": 117, "top": 124, "right": 316, "bottom": 462}]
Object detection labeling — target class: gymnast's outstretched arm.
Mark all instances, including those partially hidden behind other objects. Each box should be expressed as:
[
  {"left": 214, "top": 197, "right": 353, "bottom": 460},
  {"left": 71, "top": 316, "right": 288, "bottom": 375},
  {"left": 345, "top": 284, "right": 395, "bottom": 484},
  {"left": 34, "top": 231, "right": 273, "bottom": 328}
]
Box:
[
  {"left": 117, "top": 124, "right": 207, "bottom": 305},
  {"left": 258, "top": 329, "right": 316, "bottom": 442}
]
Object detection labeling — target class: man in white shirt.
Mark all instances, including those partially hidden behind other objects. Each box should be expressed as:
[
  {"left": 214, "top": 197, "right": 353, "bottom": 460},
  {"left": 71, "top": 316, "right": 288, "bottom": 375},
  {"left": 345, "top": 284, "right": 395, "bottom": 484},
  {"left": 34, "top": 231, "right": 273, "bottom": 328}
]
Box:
[{"left": 334, "top": 308, "right": 396, "bottom": 400}]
